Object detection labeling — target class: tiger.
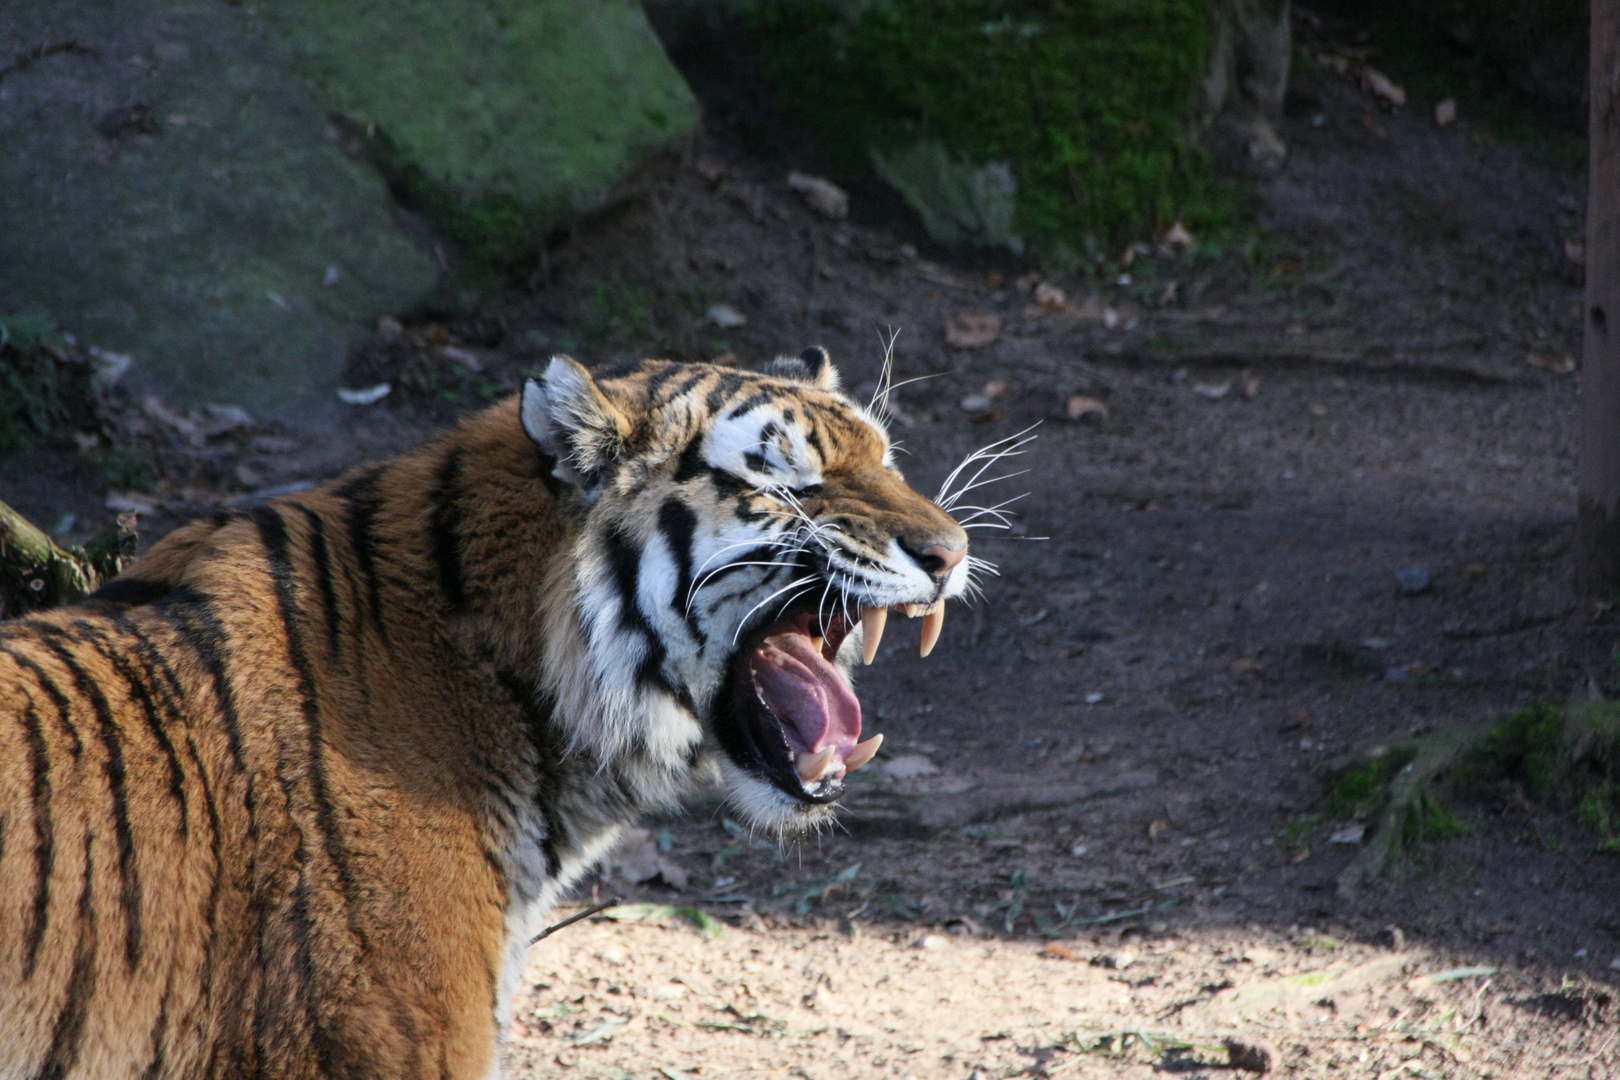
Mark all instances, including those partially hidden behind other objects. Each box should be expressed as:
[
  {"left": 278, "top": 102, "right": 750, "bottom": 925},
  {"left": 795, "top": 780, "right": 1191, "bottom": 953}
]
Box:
[{"left": 0, "top": 347, "right": 979, "bottom": 1080}]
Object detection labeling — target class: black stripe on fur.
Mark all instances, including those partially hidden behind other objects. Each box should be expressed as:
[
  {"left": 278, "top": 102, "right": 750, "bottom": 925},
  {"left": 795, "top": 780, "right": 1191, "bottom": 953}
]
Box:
[
  {"left": 429, "top": 446, "right": 469, "bottom": 613},
  {"left": 334, "top": 465, "right": 390, "bottom": 646},
  {"left": 36, "top": 831, "right": 97, "bottom": 1080},
  {"left": 657, "top": 498, "right": 706, "bottom": 647},
  {"left": 19, "top": 698, "right": 53, "bottom": 979},
  {"left": 295, "top": 505, "right": 343, "bottom": 658},
  {"left": 36, "top": 633, "right": 144, "bottom": 969}
]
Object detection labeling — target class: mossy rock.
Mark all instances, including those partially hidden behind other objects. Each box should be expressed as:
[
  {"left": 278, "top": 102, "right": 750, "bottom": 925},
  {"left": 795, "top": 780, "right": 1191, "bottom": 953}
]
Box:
[
  {"left": 0, "top": 0, "right": 697, "bottom": 410},
  {"left": 751, "top": 0, "right": 1227, "bottom": 261},
  {"left": 266, "top": 0, "right": 701, "bottom": 269},
  {"left": 0, "top": 0, "right": 441, "bottom": 410}
]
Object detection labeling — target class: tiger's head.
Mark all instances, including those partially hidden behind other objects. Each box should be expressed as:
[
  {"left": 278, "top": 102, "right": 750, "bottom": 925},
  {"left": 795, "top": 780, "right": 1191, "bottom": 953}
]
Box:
[{"left": 520, "top": 348, "right": 973, "bottom": 833}]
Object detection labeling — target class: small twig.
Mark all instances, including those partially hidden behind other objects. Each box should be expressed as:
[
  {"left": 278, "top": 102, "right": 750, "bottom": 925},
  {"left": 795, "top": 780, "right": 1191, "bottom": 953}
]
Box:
[
  {"left": 529, "top": 897, "right": 622, "bottom": 946},
  {"left": 1070, "top": 897, "right": 1179, "bottom": 927}
]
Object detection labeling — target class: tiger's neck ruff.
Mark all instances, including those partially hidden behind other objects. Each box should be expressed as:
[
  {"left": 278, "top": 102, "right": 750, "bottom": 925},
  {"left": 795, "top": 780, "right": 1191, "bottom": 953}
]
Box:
[{"left": 0, "top": 351, "right": 973, "bottom": 1079}]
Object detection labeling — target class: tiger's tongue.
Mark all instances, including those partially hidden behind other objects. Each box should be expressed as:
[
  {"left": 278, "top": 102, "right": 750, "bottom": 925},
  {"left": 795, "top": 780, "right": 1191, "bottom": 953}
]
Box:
[{"left": 751, "top": 629, "right": 862, "bottom": 755}]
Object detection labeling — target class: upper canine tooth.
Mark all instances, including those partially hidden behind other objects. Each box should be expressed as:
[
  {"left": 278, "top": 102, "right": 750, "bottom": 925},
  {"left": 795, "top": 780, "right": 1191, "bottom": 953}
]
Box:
[
  {"left": 861, "top": 606, "right": 888, "bottom": 665},
  {"left": 811, "top": 635, "right": 825, "bottom": 655},
  {"left": 844, "top": 733, "right": 883, "bottom": 772},
  {"left": 796, "top": 745, "right": 836, "bottom": 782},
  {"left": 919, "top": 603, "right": 946, "bottom": 658}
]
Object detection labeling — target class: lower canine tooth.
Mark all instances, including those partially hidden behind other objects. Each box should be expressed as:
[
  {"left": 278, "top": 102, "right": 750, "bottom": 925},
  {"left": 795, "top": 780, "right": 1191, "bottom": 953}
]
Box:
[
  {"left": 860, "top": 606, "right": 887, "bottom": 665},
  {"left": 919, "top": 604, "right": 945, "bottom": 658},
  {"left": 796, "top": 746, "right": 836, "bottom": 782},
  {"left": 844, "top": 733, "right": 883, "bottom": 771}
]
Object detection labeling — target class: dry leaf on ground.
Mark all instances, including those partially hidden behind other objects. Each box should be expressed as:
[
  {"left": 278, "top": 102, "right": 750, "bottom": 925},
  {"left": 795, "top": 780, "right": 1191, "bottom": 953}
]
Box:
[
  {"left": 1194, "top": 382, "right": 1231, "bottom": 400},
  {"left": 786, "top": 171, "right": 849, "bottom": 219},
  {"left": 337, "top": 383, "right": 391, "bottom": 406},
  {"left": 704, "top": 304, "right": 747, "bottom": 328},
  {"left": 439, "top": 345, "right": 483, "bottom": 371},
  {"left": 1435, "top": 98, "right": 1457, "bottom": 127},
  {"left": 945, "top": 312, "right": 1002, "bottom": 349},
  {"left": 1065, "top": 394, "right": 1108, "bottom": 423},
  {"left": 1033, "top": 282, "right": 1074, "bottom": 313},
  {"left": 881, "top": 754, "right": 941, "bottom": 780},
  {"left": 1527, "top": 351, "right": 1575, "bottom": 374},
  {"left": 1362, "top": 68, "right": 1406, "bottom": 107},
  {"left": 1163, "top": 221, "right": 1195, "bottom": 248}
]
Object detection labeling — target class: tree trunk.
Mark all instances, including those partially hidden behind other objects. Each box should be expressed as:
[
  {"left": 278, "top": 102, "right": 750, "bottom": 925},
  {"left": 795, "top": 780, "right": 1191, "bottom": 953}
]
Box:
[{"left": 1578, "top": 0, "right": 1620, "bottom": 593}]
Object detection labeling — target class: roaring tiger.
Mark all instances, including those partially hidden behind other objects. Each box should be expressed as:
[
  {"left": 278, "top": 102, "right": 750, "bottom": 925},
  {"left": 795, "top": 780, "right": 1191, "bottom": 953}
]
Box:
[{"left": 0, "top": 348, "right": 978, "bottom": 1079}]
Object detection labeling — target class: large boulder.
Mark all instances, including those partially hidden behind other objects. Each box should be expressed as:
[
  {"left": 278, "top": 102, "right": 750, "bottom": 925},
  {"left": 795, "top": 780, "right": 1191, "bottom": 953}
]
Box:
[
  {"left": 267, "top": 0, "right": 702, "bottom": 269},
  {"left": 0, "top": 0, "right": 698, "bottom": 411}
]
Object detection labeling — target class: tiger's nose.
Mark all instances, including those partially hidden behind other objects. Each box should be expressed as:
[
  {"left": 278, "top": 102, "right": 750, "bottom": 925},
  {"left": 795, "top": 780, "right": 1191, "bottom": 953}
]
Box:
[{"left": 911, "top": 543, "right": 967, "bottom": 579}]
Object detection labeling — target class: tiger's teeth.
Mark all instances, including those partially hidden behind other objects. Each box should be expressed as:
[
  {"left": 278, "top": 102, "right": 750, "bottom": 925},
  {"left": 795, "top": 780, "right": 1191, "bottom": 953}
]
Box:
[
  {"left": 811, "top": 636, "right": 824, "bottom": 655},
  {"left": 860, "top": 606, "right": 887, "bottom": 665},
  {"left": 844, "top": 733, "right": 883, "bottom": 772},
  {"left": 796, "top": 746, "right": 836, "bottom": 782},
  {"left": 919, "top": 602, "right": 945, "bottom": 658},
  {"left": 903, "top": 603, "right": 927, "bottom": 617}
]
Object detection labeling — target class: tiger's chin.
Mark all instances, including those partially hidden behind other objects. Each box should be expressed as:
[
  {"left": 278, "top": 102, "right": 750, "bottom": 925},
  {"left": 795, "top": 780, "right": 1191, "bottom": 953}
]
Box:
[{"left": 709, "top": 592, "right": 948, "bottom": 833}]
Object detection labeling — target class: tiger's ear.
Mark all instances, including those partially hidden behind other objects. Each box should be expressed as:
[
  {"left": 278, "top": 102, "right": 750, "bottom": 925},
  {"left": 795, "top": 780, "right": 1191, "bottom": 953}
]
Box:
[
  {"left": 764, "top": 346, "right": 841, "bottom": 391},
  {"left": 521, "top": 356, "right": 632, "bottom": 496}
]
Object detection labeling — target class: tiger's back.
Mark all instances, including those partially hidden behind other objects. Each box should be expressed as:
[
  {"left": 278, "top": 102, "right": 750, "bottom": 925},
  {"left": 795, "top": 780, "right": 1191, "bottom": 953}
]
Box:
[
  {"left": 0, "top": 406, "right": 568, "bottom": 1078},
  {"left": 0, "top": 351, "right": 978, "bottom": 1079}
]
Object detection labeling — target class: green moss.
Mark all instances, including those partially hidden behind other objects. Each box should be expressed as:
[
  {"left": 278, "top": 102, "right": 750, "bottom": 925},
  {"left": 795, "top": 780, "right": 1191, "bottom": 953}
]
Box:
[
  {"left": 751, "top": 0, "right": 1231, "bottom": 258},
  {"left": 1276, "top": 813, "right": 1323, "bottom": 850},
  {"left": 1454, "top": 702, "right": 1566, "bottom": 798},
  {"left": 1403, "top": 791, "right": 1468, "bottom": 844},
  {"left": 0, "top": 315, "right": 72, "bottom": 454},
  {"left": 93, "top": 448, "right": 158, "bottom": 493},
  {"left": 1576, "top": 782, "right": 1620, "bottom": 854},
  {"left": 1329, "top": 743, "right": 1417, "bottom": 819},
  {"left": 267, "top": 0, "right": 700, "bottom": 272}
]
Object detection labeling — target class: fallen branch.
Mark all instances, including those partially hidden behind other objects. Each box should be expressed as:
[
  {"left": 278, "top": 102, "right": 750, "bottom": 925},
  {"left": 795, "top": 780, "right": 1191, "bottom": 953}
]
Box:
[{"left": 0, "top": 498, "right": 137, "bottom": 618}]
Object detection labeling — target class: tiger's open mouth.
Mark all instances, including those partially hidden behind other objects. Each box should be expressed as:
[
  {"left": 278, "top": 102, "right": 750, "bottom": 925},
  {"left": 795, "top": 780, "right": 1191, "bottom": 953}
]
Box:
[{"left": 716, "top": 595, "right": 945, "bottom": 806}]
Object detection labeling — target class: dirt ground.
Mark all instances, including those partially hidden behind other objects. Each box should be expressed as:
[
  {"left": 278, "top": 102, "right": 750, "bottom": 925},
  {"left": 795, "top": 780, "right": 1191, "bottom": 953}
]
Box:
[{"left": 5, "top": 18, "right": 1620, "bottom": 1080}]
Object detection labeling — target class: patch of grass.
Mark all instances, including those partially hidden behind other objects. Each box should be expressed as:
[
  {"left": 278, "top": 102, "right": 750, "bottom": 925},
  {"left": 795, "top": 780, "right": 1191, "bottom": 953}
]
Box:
[
  {"left": 582, "top": 278, "right": 660, "bottom": 349},
  {"left": 0, "top": 314, "right": 74, "bottom": 454},
  {"left": 1276, "top": 813, "right": 1324, "bottom": 851},
  {"left": 750, "top": 0, "right": 1236, "bottom": 260},
  {"left": 1576, "top": 782, "right": 1620, "bottom": 854},
  {"left": 93, "top": 447, "right": 157, "bottom": 493}
]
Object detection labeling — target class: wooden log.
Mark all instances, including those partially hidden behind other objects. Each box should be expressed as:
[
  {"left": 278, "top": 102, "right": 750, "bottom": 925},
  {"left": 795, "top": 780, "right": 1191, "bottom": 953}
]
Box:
[{"left": 0, "top": 498, "right": 137, "bottom": 618}]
